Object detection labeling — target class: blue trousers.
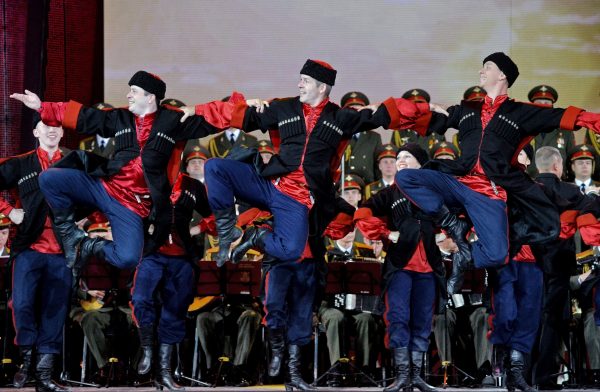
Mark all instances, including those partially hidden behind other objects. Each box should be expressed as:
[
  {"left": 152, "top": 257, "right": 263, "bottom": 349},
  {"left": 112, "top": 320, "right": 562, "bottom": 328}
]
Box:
[
  {"left": 595, "top": 283, "right": 599, "bottom": 326},
  {"left": 264, "top": 260, "right": 316, "bottom": 345},
  {"left": 39, "top": 168, "right": 143, "bottom": 269},
  {"left": 384, "top": 270, "right": 435, "bottom": 352},
  {"left": 489, "top": 260, "right": 543, "bottom": 353},
  {"left": 11, "top": 250, "right": 72, "bottom": 353},
  {"left": 131, "top": 253, "right": 195, "bottom": 344},
  {"left": 204, "top": 159, "right": 309, "bottom": 262},
  {"left": 395, "top": 169, "right": 509, "bottom": 268}
]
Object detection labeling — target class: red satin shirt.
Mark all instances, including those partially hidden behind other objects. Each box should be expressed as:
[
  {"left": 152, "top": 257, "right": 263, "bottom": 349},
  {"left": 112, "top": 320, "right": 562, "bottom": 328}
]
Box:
[{"left": 30, "top": 147, "right": 63, "bottom": 254}]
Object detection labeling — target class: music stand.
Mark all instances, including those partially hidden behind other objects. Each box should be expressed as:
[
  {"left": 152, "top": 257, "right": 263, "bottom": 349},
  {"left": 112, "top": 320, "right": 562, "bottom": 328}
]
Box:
[
  {"left": 314, "top": 260, "right": 382, "bottom": 387},
  {"left": 64, "top": 257, "right": 133, "bottom": 387},
  {"left": 184, "top": 260, "right": 262, "bottom": 387},
  {"left": 179, "top": 260, "right": 219, "bottom": 387}
]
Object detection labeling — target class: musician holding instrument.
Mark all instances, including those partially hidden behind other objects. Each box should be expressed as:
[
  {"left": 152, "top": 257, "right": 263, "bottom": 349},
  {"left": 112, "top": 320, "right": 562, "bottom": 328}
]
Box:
[{"left": 354, "top": 143, "right": 445, "bottom": 392}]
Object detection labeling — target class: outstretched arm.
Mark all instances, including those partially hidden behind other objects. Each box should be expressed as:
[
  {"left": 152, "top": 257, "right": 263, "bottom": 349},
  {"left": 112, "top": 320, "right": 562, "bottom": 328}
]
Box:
[
  {"left": 576, "top": 112, "right": 600, "bottom": 134},
  {"left": 10, "top": 90, "right": 41, "bottom": 111},
  {"left": 381, "top": 97, "right": 450, "bottom": 136}
]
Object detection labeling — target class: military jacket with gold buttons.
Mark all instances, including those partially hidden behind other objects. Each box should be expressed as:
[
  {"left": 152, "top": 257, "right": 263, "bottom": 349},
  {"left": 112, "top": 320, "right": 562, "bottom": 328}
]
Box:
[
  {"left": 344, "top": 130, "right": 381, "bottom": 184},
  {"left": 583, "top": 128, "right": 600, "bottom": 180},
  {"left": 392, "top": 129, "right": 456, "bottom": 158},
  {"left": 364, "top": 179, "right": 392, "bottom": 200},
  {"left": 527, "top": 129, "right": 574, "bottom": 177},
  {"left": 79, "top": 136, "right": 116, "bottom": 159},
  {"left": 208, "top": 131, "right": 258, "bottom": 158}
]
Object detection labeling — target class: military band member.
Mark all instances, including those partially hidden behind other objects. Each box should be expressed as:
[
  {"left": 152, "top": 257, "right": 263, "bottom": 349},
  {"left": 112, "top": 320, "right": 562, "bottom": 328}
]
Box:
[
  {"left": 583, "top": 128, "right": 600, "bottom": 180},
  {"left": 341, "top": 91, "right": 382, "bottom": 184},
  {"left": 365, "top": 144, "right": 398, "bottom": 200},
  {"left": 431, "top": 142, "right": 458, "bottom": 161},
  {"left": 568, "top": 144, "right": 600, "bottom": 194},
  {"left": 320, "top": 228, "right": 381, "bottom": 387},
  {"left": 257, "top": 139, "right": 275, "bottom": 164},
  {"left": 463, "top": 86, "right": 487, "bottom": 103},
  {"left": 0, "top": 214, "right": 10, "bottom": 257},
  {"left": 70, "top": 222, "right": 134, "bottom": 385},
  {"left": 526, "top": 84, "right": 575, "bottom": 178},
  {"left": 207, "top": 97, "right": 258, "bottom": 158}
]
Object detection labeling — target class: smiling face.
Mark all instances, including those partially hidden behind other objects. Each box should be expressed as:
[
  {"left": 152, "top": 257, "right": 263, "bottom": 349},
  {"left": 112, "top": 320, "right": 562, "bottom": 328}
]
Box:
[
  {"left": 396, "top": 150, "right": 421, "bottom": 171},
  {"left": 479, "top": 61, "right": 506, "bottom": 91},
  {"left": 126, "top": 85, "right": 155, "bottom": 115},
  {"left": 298, "top": 74, "right": 326, "bottom": 106},
  {"left": 33, "top": 121, "right": 63, "bottom": 150}
]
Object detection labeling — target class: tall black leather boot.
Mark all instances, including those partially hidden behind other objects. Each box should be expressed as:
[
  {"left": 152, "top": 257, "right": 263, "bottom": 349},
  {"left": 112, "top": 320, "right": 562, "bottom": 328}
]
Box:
[
  {"left": 13, "top": 345, "right": 33, "bottom": 388},
  {"left": 436, "top": 206, "right": 472, "bottom": 294},
  {"left": 267, "top": 328, "right": 286, "bottom": 377},
  {"left": 410, "top": 351, "right": 436, "bottom": 392},
  {"left": 34, "top": 353, "right": 69, "bottom": 392},
  {"left": 506, "top": 349, "right": 535, "bottom": 392},
  {"left": 155, "top": 344, "right": 185, "bottom": 391},
  {"left": 52, "top": 208, "right": 86, "bottom": 268},
  {"left": 384, "top": 347, "right": 411, "bottom": 392},
  {"left": 72, "top": 237, "right": 109, "bottom": 280},
  {"left": 137, "top": 325, "right": 154, "bottom": 375},
  {"left": 231, "top": 224, "right": 270, "bottom": 263},
  {"left": 284, "top": 345, "right": 315, "bottom": 391},
  {"left": 213, "top": 207, "right": 242, "bottom": 267}
]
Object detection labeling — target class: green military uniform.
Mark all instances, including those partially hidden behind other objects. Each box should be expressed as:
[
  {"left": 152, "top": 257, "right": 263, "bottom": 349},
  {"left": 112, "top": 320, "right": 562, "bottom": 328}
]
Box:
[
  {"left": 431, "top": 141, "right": 459, "bottom": 160},
  {"left": 79, "top": 103, "right": 115, "bottom": 159},
  {"left": 365, "top": 144, "right": 398, "bottom": 200},
  {"left": 463, "top": 86, "right": 486, "bottom": 103},
  {"left": 582, "top": 128, "right": 600, "bottom": 181},
  {"left": 319, "top": 241, "right": 381, "bottom": 374},
  {"left": 340, "top": 91, "right": 382, "bottom": 184},
  {"left": 70, "top": 223, "right": 134, "bottom": 374},
  {"left": 207, "top": 130, "right": 258, "bottom": 158},
  {"left": 344, "top": 132, "right": 382, "bottom": 184},
  {"left": 391, "top": 89, "right": 456, "bottom": 156},
  {"left": 525, "top": 85, "right": 575, "bottom": 177},
  {"left": 364, "top": 179, "right": 392, "bottom": 200}
]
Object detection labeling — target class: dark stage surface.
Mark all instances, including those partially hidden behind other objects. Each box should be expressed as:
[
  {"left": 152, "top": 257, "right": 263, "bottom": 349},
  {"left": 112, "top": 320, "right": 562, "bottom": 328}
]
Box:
[{"left": 11, "top": 387, "right": 600, "bottom": 392}]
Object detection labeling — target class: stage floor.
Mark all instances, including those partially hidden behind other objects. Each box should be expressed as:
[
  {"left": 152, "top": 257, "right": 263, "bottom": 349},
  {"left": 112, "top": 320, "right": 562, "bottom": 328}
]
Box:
[{"left": 12, "top": 387, "right": 600, "bottom": 392}]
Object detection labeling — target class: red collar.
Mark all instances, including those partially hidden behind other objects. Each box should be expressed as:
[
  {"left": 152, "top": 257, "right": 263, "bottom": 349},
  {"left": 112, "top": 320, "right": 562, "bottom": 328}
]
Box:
[
  {"left": 483, "top": 94, "right": 508, "bottom": 109},
  {"left": 36, "top": 147, "right": 62, "bottom": 171},
  {"left": 135, "top": 110, "right": 157, "bottom": 127},
  {"left": 302, "top": 97, "right": 329, "bottom": 116}
]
